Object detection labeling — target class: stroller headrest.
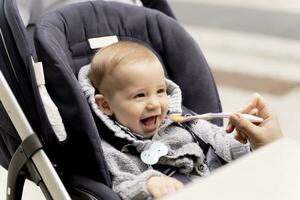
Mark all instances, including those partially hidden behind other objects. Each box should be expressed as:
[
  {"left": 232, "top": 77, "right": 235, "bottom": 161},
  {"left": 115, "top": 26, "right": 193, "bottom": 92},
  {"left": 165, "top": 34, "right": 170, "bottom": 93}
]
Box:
[
  {"left": 35, "top": 0, "right": 222, "bottom": 117},
  {"left": 35, "top": 1, "right": 170, "bottom": 75}
]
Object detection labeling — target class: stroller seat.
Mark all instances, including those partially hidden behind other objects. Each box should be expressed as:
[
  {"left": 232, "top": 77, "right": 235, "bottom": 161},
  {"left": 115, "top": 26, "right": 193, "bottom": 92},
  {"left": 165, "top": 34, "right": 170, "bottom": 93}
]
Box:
[
  {"left": 0, "top": 0, "right": 221, "bottom": 199},
  {"left": 34, "top": 0, "right": 222, "bottom": 198}
]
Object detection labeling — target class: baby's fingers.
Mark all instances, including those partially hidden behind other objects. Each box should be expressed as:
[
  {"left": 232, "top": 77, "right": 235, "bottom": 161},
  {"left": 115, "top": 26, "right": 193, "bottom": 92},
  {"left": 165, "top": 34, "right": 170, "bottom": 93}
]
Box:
[
  {"left": 152, "top": 186, "right": 176, "bottom": 199},
  {"left": 151, "top": 188, "right": 163, "bottom": 200},
  {"left": 174, "top": 180, "right": 183, "bottom": 190},
  {"left": 165, "top": 185, "right": 177, "bottom": 194}
]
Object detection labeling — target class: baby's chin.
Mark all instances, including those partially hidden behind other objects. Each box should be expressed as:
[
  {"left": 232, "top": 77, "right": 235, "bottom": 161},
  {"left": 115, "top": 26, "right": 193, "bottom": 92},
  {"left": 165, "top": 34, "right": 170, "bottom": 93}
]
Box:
[
  {"left": 134, "top": 128, "right": 158, "bottom": 139},
  {"left": 142, "top": 130, "right": 158, "bottom": 138}
]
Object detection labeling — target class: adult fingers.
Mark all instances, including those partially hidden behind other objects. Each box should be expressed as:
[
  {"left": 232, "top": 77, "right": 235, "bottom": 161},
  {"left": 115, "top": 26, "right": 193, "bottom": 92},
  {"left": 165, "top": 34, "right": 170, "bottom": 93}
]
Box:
[
  {"left": 229, "top": 113, "right": 260, "bottom": 138},
  {"left": 226, "top": 123, "right": 235, "bottom": 133},
  {"left": 248, "top": 108, "right": 258, "bottom": 115},
  {"left": 240, "top": 94, "right": 265, "bottom": 115},
  {"left": 234, "top": 131, "right": 248, "bottom": 144}
]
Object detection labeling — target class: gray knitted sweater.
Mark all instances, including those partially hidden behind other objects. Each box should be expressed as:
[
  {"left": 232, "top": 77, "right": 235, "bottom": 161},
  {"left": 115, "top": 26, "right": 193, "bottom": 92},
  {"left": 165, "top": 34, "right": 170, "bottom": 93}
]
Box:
[{"left": 78, "top": 65, "right": 250, "bottom": 200}]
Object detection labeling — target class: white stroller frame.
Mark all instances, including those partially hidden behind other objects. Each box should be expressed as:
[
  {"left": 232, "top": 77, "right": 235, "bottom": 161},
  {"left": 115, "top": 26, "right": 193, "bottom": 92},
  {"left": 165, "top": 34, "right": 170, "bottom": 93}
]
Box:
[{"left": 0, "top": 69, "right": 70, "bottom": 199}]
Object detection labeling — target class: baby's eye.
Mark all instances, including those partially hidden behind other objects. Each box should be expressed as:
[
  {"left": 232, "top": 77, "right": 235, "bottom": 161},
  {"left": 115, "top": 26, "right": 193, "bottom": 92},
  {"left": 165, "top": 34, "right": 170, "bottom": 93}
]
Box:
[
  {"left": 157, "top": 88, "right": 166, "bottom": 94},
  {"left": 134, "top": 93, "right": 145, "bottom": 98}
]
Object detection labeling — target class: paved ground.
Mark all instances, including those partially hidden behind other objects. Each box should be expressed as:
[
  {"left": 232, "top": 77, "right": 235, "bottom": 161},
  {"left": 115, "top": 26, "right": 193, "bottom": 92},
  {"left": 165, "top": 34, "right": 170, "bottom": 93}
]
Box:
[{"left": 1, "top": 0, "right": 300, "bottom": 199}]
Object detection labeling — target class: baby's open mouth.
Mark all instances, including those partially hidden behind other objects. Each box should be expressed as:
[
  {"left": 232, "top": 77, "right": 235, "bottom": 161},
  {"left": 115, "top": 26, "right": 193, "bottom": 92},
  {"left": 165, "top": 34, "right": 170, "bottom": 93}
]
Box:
[{"left": 140, "top": 116, "right": 158, "bottom": 131}]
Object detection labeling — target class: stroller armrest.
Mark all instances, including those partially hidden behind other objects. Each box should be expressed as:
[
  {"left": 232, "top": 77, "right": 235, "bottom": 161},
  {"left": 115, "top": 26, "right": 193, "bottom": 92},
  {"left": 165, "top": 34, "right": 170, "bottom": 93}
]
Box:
[{"left": 67, "top": 174, "right": 121, "bottom": 200}]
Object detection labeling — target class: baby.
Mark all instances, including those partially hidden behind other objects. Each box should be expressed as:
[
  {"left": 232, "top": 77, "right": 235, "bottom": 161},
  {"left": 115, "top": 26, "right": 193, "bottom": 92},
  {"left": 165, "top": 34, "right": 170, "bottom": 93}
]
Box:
[{"left": 78, "top": 41, "right": 251, "bottom": 200}]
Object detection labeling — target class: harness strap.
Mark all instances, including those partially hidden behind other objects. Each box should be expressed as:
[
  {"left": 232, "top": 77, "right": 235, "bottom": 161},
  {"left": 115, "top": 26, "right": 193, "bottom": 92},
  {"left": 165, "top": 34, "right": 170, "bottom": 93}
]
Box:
[
  {"left": 179, "top": 123, "right": 210, "bottom": 155},
  {"left": 180, "top": 122, "right": 227, "bottom": 167},
  {"left": 180, "top": 105, "right": 227, "bottom": 167}
]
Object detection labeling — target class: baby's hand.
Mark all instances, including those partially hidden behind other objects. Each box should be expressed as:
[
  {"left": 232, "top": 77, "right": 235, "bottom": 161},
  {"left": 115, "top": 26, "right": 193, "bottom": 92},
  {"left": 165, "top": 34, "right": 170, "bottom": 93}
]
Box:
[{"left": 147, "top": 176, "right": 183, "bottom": 199}]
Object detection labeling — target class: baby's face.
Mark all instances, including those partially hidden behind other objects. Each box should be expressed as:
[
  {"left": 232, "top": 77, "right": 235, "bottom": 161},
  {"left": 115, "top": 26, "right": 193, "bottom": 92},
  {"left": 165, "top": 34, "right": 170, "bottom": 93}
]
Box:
[{"left": 105, "top": 58, "right": 168, "bottom": 138}]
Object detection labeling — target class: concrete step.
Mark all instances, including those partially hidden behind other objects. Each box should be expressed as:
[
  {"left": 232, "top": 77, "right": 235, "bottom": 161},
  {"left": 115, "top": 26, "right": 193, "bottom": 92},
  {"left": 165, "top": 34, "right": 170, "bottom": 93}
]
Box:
[{"left": 170, "top": 0, "right": 300, "bottom": 14}]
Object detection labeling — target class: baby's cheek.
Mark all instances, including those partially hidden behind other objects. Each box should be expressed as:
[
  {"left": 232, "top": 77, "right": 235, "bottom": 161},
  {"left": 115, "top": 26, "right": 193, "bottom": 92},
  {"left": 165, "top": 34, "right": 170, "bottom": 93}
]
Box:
[{"left": 163, "top": 101, "right": 168, "bottom": 113}]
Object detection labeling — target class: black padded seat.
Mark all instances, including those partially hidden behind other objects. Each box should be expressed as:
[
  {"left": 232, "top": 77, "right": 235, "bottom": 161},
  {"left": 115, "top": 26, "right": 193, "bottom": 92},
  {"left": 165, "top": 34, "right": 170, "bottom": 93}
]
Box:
[{"left": 34, "top": 0, "right": 222, "bottom": 197}]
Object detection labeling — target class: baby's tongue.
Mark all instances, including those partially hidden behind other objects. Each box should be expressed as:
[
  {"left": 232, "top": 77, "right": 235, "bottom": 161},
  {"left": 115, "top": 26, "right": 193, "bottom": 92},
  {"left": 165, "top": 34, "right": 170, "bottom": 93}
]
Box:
[{"left": 142, "top": 116, "right": 156, "bottom": 126}]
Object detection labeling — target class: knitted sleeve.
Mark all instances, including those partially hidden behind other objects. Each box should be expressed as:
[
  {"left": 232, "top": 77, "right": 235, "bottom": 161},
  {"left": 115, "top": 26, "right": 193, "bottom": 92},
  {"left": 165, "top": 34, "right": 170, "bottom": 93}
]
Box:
[
  {"left": 101, "top": 141, "right": 165, "bottom": 200},
  {"left": 191, "top": 120, "right": 250, "bottom": 162}
]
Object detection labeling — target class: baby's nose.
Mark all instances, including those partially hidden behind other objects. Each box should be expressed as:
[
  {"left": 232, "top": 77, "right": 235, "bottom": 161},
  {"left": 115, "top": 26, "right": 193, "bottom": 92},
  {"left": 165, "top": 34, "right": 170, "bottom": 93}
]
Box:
[{"left": 146, "top": 98, "right": 160, "bottom": 110}]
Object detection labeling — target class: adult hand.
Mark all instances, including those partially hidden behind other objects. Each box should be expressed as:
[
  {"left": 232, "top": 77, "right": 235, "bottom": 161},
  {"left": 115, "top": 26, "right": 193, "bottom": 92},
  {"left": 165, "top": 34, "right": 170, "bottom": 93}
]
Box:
[
  {"left": 226, "top": 93, "right": 283, "bottom": 150},
  {"left": 147, "top": 176, "right": 183, "bottom": 199}
]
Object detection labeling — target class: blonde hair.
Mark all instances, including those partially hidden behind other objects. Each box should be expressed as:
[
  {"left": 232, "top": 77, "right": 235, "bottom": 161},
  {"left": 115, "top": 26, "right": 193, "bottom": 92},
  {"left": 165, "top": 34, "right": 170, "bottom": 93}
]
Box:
[{"left": 88, "top": 41, "right": 159, "bottom": 94}]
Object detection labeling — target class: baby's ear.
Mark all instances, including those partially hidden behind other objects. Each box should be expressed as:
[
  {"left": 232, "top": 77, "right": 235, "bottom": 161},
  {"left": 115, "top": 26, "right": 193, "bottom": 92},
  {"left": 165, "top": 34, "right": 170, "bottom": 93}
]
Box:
[{"left": 95, "top": 94, "right": 113, "bottom": 116}]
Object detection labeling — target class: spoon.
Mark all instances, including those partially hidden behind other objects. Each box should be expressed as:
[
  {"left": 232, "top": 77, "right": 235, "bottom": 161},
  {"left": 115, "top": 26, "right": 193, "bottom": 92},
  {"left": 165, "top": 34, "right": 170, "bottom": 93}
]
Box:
[{"left": 170, "top": 112, "right": 263, "bottom": 123}]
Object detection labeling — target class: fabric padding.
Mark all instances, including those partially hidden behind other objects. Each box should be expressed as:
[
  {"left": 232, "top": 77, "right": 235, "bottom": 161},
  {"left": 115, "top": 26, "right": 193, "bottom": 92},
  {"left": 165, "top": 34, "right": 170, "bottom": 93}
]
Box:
[{"left": 34, "top": 0, "right": 222, "bottom": 188}]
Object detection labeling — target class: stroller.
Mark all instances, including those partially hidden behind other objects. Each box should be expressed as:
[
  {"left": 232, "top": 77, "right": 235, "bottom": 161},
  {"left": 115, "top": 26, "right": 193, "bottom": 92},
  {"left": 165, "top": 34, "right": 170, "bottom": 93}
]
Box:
[{"left": 0, "top": 0, "right": 222, "bottom": 199}]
